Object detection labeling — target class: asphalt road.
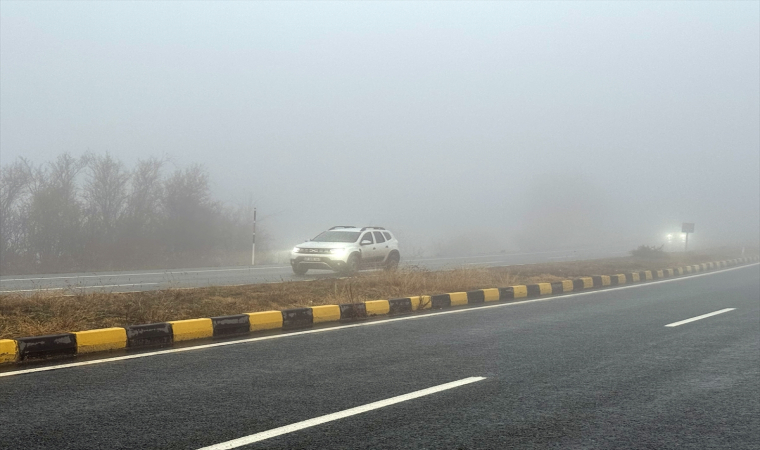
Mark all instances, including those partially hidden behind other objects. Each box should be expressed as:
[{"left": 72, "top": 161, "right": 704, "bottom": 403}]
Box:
[
  {"left": 0, "top": 246, "right": 629, "bottom": 294},
  {"left": 1, "top": 264, "right": 758, "bottom": 449}
]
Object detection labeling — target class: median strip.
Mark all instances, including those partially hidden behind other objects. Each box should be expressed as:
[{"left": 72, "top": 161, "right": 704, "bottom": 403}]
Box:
[
  {"left": 1, "top": 262, "right": 757, "bottom": 377},
  {"left": 0, "top": 256, "right": 757, "bottom": 367}
]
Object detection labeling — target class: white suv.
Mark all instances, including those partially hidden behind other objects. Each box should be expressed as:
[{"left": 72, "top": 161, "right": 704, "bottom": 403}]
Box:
[{"left": 290, "top": 226, "right": 400, "bottom": 275}]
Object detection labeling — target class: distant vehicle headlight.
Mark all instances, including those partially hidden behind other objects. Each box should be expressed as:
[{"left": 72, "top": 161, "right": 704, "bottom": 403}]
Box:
[
  {"left": 329, "top": 248, "right": 346, "bottom": 255},
  {"left": 292, "top": 247, "right": 301, "bottom": 253}
]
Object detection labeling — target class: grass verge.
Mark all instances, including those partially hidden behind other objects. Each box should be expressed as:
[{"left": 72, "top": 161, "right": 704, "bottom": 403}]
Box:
[{"left": 0, "top": 251, "right": 747, "bottom": 339}]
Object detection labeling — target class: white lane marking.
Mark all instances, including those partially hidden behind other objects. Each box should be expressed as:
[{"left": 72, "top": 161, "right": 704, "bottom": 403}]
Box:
[
  {"left": 665, "top": 308, "right": 736, "bottom": 327},
  {"left": 0, "top": 283, "right": 160, "bottom": 293},
  {"left": 0, "top": 266, "right": 290, "bottom": 283},
  {"left": 400, "top": 247, "right": 629, "bottom": 264},
  {"left": 2, "top": 263, "right": 757, "bottom": 378},
  {"left": 196, "top": 377, "right": 486, "bottom": 450}
]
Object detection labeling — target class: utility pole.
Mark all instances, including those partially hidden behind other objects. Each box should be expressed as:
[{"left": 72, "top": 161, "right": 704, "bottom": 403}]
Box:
[{"left": 251, "top": 208, "right": 257, "bottom": 266}]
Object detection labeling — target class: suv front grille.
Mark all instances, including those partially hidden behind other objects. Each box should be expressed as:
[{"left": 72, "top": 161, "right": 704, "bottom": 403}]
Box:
[{"left": 301, "top": 248, "right": 331, "bottom": 254}]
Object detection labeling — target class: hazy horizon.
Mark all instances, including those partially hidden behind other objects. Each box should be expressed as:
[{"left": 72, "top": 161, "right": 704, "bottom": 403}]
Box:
[{"left": 2, "top": 1, "right": 758, "bottom": 259}]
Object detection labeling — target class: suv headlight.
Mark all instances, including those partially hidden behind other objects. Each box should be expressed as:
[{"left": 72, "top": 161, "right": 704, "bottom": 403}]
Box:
[
  {"left": 329, "top": 248, "right": 346, "bottom": 255},
  {"left": 292, "top": 247, "right": 301, "bottom": 253}
]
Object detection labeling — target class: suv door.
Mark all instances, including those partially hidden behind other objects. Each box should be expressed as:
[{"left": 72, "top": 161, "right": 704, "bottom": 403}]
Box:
[
  {"left": 358, "top": 232, "right": 377, "bottom": 263},
  {"left": 373, "top": 231, "right": 390, "bottom": 261}
]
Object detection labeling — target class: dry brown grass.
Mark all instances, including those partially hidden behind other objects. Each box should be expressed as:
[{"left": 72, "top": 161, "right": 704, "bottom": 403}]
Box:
[{"left": 0, "top": 251, "right": 746, "bottom": 339}]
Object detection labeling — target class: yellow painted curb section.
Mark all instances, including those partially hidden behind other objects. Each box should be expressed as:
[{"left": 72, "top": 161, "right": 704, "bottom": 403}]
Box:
[
  {"left": 685, "top": 266, "right": 692, "bottom": 273},
  {"left": 312, "top": 305, "right": 341, "bottom": 324},
  {"left": 512, "top": 285, "right": 528, "bottom": 298},
  {"left": 656, "top": 270, "right": 663, "bottom": 278},
  {"left": 600, "top": 276, "right": 611, "bottom": 286},
  {"left": 247, "top": 311, "right": 283, "bottom": 331},
  {"left": 482, "top": 289, "right": 500, "bottom": 302},
  {"left": 579, "top": 277, "right": 593, "bottom": 289},
  {"left": 74, "top": 328, "right": 127, "bottom": 354},
  {"left": 562, "top": 280, "right": 574, "bottom": 292},
  {"left": 643, "top": 271, "right": 653, "bottom": 280},
  {"left": 0, "top": 339, "right": 18, "bottom": 363},
  {"left": 410, "top": 296, "right": 432, "bottom": 310},
  {"left": 365, "top": 300, "right": 390, "bottom": 316},
  {"left": 665, "top": 268, "right": 674, "bottom": 276},
  {"left": 537, "top": 283, "right": 552, "bottom": 295},
  {"left": 169, "top": 318, "right": 213, "bottom": 342},
  {"left": 449, "top": 292, "right": 468, "bottom": 306},
  {"left": 615, "top": 274, "right": 626, "bottom": 284},
  {"left": 677, "top": 267, "right": 684, "bottom": 275},
  {"left": 701, "top": 263, "right": 708, "bottom": 270},
  {"left": 631, "top": 273, "right": 640, "bottom": 282}
]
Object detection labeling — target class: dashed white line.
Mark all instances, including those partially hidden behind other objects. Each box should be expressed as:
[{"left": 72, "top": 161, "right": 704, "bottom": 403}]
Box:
[
  {"left": 196, "top": 376, "right": 486, "bottom": 449},
  {"left": 665, "top": 308, "right": 736, "bottom": 327}
]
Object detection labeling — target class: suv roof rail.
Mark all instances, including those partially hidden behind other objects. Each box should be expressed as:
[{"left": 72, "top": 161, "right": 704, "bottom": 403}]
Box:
[
  {"left": 360, "top": 226, "right": 386, "bottom": 231},
  {"left": 329, "top": 225, "right": 356, "bottom": 230}
]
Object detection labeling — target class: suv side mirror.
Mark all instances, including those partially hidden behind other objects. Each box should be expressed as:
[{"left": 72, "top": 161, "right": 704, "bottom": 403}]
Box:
[{"left": 360, "top": 239, "right": 372, "bottom": 246}]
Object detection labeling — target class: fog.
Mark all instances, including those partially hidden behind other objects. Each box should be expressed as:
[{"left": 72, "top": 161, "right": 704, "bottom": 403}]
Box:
[{"left": 1, "top": 1, "right": 758, "bottom": 265}]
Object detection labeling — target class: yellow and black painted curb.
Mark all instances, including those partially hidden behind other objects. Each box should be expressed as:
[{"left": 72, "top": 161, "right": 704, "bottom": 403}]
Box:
[{"left": 1, "top": 256, "right": 758, "bottom": 365}]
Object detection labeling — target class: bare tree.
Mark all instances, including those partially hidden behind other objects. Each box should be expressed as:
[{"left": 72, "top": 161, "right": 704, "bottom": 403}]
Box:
[
  {"left": 83, "top": 153, "right": 130, "bottom": 234},
  {"left": 162, "top": 164, "right": 215, "bottom": 264},
  {"left": 1, "top": 153, "right": 257, "bottom": 274},
  {"left": 25, "top": 154, "right": 87, "bottom": 271},
  {"left": 0, "top": 160, "right": 31, "bottom": 272}
]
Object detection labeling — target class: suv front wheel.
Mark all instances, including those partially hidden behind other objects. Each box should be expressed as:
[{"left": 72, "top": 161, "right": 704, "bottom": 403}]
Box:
[
  {"left": 292, "top": 263, "right": 308, "bottom": 275},
  {"left": 384, "top": 251, "right": 400, "bottom": 271},
  {"left": 342, "top": 253, "right": 359, "bottom": 275}
]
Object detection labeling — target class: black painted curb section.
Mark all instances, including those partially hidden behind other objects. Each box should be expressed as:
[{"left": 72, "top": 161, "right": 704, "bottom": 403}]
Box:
[
  {"left": 431, "top": 293, "right": 452, "bottom": 309},
  {"left": 389, "top": 298, "right": 413, "bottom": 314},
  {"left": 212, "top": 314, "right": 250, "bottom": 337},
  {"left": 551, "top": 282, "right": 565, "bottom": 294},
  {"left": 282, "top": 308, "right": 313, "bottom": 330},
  {"left": 126, "top": 323, "right": 173, "bottom": 348},
  {"left": 572, "top": 279, "right": 586, "bottom": 290},
  {"left": 339, "top": 303, "right": 367, "bottom": 320},
  {"left": 17, "top": 334, "right": 77, "bottom": 361},
  {"left": 466, "top": 290, "right": 485, "bottom": 304},
  {"left": 499, "top": 286, "right": 515, "bottom": 300},
  {"left": 526, "top": 284, "right": 542, "bottom": 297},
  {"left": 498, "top": 287, "right": 515, "bottom": 300}
]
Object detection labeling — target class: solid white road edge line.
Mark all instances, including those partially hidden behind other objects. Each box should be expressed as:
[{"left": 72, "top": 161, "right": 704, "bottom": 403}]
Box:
[
  {"left": 196, "top": 376, "right": 487, "bottom": 450},
  {"left": 665, "top": 308, "right": 736, "bottom": 327},
  {"left": 1, "top": 263, "right": 757, "bottom": 378},
  {"left": 0, "top": 283, "right": 160, "bottom": 293},
  {"left": 0, "top": 266, "right": 290, "bottom": 282}
]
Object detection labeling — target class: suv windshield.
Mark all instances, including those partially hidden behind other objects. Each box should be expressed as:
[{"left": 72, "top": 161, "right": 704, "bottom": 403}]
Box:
[{"left": 311, "top": 231, "right": 360, "bottom": 243}]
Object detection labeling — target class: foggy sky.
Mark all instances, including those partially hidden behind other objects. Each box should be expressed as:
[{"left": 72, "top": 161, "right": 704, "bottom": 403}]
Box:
[{"left": 2, "top": 1, "right": 758, "bottom": 255}]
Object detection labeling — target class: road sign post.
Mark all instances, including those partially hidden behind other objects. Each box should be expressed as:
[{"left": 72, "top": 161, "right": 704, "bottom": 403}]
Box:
[
  {"left": 252, "top": 208, "right": 257, "bottom": 266},
  {"left": 682, "top": 222, "right": 694, "bottom": 252}
]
